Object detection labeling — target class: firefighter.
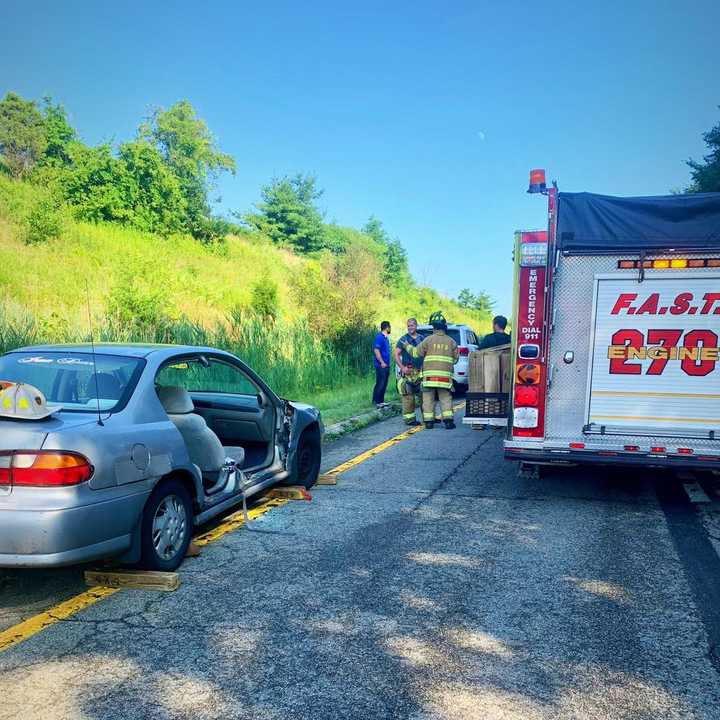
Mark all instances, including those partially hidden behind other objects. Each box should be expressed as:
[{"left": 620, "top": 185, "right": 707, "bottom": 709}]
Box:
[
  {"left": 402, "top": 311, "right": 459, "bottom": 429},
  {"left": 393, "top": 317, "right": 423, "bottom": 426}
]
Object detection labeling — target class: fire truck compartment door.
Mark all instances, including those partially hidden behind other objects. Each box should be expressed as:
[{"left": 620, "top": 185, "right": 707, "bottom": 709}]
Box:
[{"left": 586, "top": 273, "right": 720, "bottom": 437}]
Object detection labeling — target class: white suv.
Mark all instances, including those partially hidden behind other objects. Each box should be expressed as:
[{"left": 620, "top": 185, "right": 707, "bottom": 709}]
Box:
[{"left": 415, "top": 323, "right": 480, "bottom": 393}]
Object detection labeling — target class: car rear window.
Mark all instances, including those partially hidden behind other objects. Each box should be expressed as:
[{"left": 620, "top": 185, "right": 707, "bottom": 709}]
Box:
[
  {"left": 0, "top": 352, "right": 145, "bottom": 413},
  {"left": 417, "top": 329, "right": 462, "bottom": 344}
]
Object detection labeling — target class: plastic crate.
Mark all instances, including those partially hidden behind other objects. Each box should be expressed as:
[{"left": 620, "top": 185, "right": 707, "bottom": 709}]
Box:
[{"left": 465, "top": 391, "right": 509, "bottom": 419}]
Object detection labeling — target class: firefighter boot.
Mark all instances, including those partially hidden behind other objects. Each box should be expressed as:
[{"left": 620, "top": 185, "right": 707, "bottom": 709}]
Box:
[
  {"left": 422, "top": 390, "right": 436, "bottom": 429},
  {"left": 439, "top": 389, "right": 455, "bottom": 429}
]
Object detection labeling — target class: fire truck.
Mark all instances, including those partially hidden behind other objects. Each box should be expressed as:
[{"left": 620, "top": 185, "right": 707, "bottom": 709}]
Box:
[{"left": 470, "top": 169, "right": 720, "bottom": 470}]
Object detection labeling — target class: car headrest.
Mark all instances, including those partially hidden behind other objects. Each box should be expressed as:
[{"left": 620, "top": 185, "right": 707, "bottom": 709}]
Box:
[
  {"left": 157, "top": 386, "right": 194, "bottom": 414},
  {"left": 87, "top": 372, "right": 122, "bottom": 399}
]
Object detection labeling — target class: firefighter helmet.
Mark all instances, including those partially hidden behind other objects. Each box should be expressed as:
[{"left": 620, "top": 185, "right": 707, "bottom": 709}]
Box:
[
  {"left": 0, "top": 382, "right": 58, "bottom": 420},
  {"left": 429, "top": 311, "right": 447, "bottom": 330}
]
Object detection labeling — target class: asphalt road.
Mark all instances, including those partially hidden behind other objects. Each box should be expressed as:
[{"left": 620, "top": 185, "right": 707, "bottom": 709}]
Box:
[{"left": 2, "top": 408, "right": 720, "bottom": 719}]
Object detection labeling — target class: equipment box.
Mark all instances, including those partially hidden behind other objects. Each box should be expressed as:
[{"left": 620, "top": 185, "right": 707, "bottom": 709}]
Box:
[{"left": 464, "top": 345, "right": 511, "bottom": 426}]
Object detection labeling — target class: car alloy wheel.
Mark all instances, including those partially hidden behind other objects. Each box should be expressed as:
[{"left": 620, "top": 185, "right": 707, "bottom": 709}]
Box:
[{"left": 152, "top": 494, "right": 188, "bottom": 562}]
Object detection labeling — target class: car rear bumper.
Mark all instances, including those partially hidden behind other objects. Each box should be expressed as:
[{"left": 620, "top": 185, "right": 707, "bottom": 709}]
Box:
[
  {"left": 453, "top": 357, "right": 469, "bottom": 385},
  {"left": 0, "top": 490, "right": 150, "bottom": 567}
]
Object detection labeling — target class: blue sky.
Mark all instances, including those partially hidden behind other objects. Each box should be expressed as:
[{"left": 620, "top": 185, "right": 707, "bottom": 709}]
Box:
[{"left": 2, "top": 0, "right": 719, "bottom": 313}]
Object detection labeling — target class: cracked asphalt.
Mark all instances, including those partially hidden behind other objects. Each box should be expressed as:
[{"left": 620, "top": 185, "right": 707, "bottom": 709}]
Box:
[{"left": 2, "top": 408, "right": 720, "bottom": 719}]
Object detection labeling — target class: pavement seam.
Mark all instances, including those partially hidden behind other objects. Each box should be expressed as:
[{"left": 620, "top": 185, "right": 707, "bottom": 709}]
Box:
[{"left": 410, "top": 432, "right": 497, "bottom": 511}]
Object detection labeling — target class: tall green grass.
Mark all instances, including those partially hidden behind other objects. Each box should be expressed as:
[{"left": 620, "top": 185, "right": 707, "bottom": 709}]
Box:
[{"left": 0, "top": 309, "right": 375, "bottom": 401}]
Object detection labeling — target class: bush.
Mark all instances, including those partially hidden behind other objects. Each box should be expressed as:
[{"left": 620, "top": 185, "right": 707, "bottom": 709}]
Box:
[
  {"left": 24, "top": 197, "right": 63, "bottom": 244},
  {"left": 250, "top": 280, "right": 279, "bottom": 322},
  {"left": 106, "top": 268, "right": 173, "bottom": 334}
]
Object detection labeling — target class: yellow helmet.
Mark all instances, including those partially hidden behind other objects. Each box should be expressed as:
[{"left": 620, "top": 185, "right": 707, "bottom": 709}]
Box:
[{"left": 429, "top": 311, "right": 447, "bottom": 329}]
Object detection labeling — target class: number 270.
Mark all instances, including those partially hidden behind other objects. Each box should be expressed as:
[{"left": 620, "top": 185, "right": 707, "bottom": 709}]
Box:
[{"left": 609, "top": 329, "right": 718, "bottom": 377}]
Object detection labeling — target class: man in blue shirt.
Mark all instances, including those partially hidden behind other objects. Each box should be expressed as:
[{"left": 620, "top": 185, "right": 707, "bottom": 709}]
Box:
[{"left": 372, "top": 321, "right": 392, "bottom": 407}]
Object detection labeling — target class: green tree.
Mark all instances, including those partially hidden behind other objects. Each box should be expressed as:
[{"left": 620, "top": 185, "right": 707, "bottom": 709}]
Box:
[
  {"left": 473, "top": 291, "right": 495, "bottom": 315},
  {"left": 0, "top": 93, "right": 47, "bottom": 178},
  {"left": 40, "top": 98, "right": 76, "bottom": 167},
  {"left": 58, "top": 141, "right": 187, "bottom": 235},
  {"left": 140, "top": 100, "right": 236, "bottom": 240},
  {"left": 687, "top": 110, "right": 720, "bottom": 193},
  {"left": 244, "top": 174, "right": 327, "bottom": 253},
  {"left": 457, "top": 288, "right": 476, "bottom": 309},
  {"left": 457, "top": 288, "right": 494, "bottom": 315},
  {"left": 362, "top": 216, "right": 409, "bottom": 284},
  {"left": 117, "top": 140, "right": 187, "bottom": 234},
  {"left": 57, "top": 142, "right": 130, "bottom": 224}
]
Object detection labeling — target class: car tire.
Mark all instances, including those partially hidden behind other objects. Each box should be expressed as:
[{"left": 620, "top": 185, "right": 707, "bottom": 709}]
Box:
[
  {"left": 295, "top": 427, "right": 321, "bottom": 490},
  {"left": 139, "top": 479, "right": 193, "bottom": 571}
]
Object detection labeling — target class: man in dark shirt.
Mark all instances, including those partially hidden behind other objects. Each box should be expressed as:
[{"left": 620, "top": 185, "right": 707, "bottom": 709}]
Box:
[
  {"left": 393, "top": 317, "right": 423, "bottom": 425},
  {"left": 478, "top": 315, "right": 511, "bottom": 350},
  {"left": 372, "top": 321, "right": 392, "bottom": 407}
]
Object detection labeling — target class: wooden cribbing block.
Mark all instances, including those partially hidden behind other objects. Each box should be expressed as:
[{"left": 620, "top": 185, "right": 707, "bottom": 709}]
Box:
[
  {"left": 266, "top": 486, "right": 312, "bottom": 501},
  {"left": 316, "top": 474, "right": 338, "bottom": 485},
  {"left": 84, "top": 570, "right": 180, "bottom": 592}
]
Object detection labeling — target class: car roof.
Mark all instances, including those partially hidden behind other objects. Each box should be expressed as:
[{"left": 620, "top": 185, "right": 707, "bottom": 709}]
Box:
[
  {"left": 8, "top": 343, "right": 221, "bottom": 359},
  {"left": 416, "top": 324, "right": 471, "bottom": 330}
]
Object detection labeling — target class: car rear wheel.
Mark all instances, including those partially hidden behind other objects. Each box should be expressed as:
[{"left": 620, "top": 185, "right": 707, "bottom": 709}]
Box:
[
  {"left": 140, "top": 479, "right": 193, "bottom": 571},
  {"left": 295, "top": 427, "right": 321, "bottom": 489}
]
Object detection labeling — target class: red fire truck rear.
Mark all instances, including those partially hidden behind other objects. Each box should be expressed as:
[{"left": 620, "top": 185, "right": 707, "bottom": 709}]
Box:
[{"left": 475, "top": 169, "right": 720, "bottom": 470}]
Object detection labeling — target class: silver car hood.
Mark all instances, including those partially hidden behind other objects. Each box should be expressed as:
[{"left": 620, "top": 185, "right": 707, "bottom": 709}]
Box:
[{"left": 0, "top": 414, "right": 99, "bottom": 451}]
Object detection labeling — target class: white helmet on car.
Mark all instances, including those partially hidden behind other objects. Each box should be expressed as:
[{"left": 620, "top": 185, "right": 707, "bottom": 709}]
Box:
[{"left": 0, "top": 382, "right": 58, "bottom": 420}]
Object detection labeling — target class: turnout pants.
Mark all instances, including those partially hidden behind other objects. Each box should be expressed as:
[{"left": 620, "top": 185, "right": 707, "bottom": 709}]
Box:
[
  {"left": 422, "top": 388, "right": 453, "bottom": 423},
  {"left": 397, "top": 377, "right": 421, "bottom": 424}
]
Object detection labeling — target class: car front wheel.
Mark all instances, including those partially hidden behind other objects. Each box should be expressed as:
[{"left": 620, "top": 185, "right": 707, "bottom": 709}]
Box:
[
  {"left": 295, "top": 427, "right": 321, "bottom": 489},
  {"left": 140, "top": 479, "right": 193, "bottom": 571}
]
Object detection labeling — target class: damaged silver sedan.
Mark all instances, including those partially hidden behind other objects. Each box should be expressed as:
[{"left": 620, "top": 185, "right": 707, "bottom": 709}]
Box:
[{"left": 0, "top": 344, "right": 323, "bottom": 570}]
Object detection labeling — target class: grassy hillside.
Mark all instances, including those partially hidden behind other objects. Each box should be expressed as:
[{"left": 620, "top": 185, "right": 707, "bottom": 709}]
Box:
[
  {"left": 0, "top": 176, "right": 491, "bottom": 422},
  {"left": 0, "top": 176, "right": 488, "bottom": 331}
]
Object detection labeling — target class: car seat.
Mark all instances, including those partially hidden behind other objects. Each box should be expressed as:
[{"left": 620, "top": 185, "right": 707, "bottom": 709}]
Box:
[
  {"left": 157, "top": 386, "right": 245, "bottom": 478},
  {"left": 87, "top": 372, "right": 123, "bottom": 399}
]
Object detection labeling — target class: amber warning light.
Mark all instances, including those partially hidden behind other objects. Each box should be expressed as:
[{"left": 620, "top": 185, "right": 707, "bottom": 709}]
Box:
[{"left": 527, "top": 169, "right": 547, "bottom": 194}]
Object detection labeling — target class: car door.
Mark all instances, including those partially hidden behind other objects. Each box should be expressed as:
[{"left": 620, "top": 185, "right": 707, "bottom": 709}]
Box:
[{"left": 156, "top": 356, "right": 276, "bottom": 470}]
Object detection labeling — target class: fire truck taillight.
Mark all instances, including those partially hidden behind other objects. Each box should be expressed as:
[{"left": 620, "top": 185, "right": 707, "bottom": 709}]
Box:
[
  {"left": 514, "top": 385, "right": 539, "bottom": 407},
  {"left": 513, "top": 407, "right": 538, "bottom": 428}
]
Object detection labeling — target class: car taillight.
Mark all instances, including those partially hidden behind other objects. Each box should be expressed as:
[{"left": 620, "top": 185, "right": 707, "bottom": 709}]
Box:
[
  {"left": 458, "top": 346, "right": 469, "bottom": 356},
  {"left": 0, "top": 454, "right": 10, "bottom": 485},
  {"left": 0, "top": 451, "right": 92, "bottom": 487}
]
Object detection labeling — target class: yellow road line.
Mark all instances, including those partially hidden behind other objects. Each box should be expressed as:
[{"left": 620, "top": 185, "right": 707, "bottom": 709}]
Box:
[
  {"left": 321, "top": 401, "right": 465, "bottom": 479},
  {"left": 0, "top": 497, "right": 286, "bottom": 653},
  {"left": 0, "top": 587, "right": 118, "bottom": 652},
  {"left": 0, "top": 400, "right": 465, "bottom": 653},
  {"left": 194, "top": 497, "right": 289, "bottom": 546},
  {"left": 593, "top": 390, "right": 720, "bottom": 400}
]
